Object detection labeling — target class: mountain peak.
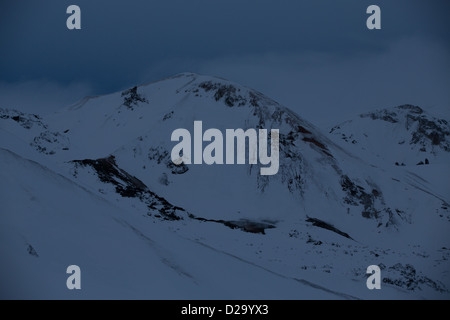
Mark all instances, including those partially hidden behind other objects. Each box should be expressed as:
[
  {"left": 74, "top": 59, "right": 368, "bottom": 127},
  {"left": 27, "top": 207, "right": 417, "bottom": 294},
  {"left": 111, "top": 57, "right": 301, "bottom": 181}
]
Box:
[
  {"left": 1, "top": 74, "right": 449, "bottom": 298},
  {"left": 331, "top": 104, "right": 450, "bottom": 166}
]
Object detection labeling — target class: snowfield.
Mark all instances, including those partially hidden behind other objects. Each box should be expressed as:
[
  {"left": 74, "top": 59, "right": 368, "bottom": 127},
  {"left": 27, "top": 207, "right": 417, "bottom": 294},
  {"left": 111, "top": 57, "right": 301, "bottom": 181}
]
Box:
[{"left": 1, "top": 73, "right": 449, "bottom": 299}]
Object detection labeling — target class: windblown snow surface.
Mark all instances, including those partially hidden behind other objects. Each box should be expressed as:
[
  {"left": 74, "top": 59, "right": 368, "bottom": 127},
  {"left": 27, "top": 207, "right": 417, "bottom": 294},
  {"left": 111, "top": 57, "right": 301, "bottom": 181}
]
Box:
[{"left": 1, "top": 73, "right": 449, "bottom": 299}]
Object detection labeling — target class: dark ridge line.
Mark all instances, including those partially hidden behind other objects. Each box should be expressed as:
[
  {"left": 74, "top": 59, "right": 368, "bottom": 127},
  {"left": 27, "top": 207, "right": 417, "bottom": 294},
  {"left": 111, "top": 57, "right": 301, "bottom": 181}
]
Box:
[
  {"left": 188, "top": 214, "right": 276, "bottom": 235},
  {"left": 72, "top": 155, "right": 277, "bottom": 234},
  {"left": 306, "top": 217, "right": 353, "bottom": 240}
]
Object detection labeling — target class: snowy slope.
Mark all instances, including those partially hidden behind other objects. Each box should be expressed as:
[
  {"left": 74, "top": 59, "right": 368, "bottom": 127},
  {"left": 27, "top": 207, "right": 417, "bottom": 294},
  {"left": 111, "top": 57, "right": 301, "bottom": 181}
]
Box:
[
  {"left": 328, "top": 104, "right": 450, "bottom": 228},
  {"left": 1, "top": 74, "right": 449, "bottom": 299},
  {"left": 329, "top": 105, "right": 450, "bottom": 167},
  {"left": 1, "top": 148, "right": 361, "bottom": 299}
]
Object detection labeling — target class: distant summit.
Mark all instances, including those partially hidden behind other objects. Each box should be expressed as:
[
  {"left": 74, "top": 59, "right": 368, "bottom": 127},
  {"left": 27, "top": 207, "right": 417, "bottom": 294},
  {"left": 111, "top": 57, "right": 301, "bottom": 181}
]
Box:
[{"left": 329, "top": 104, "right": 450, "bottom": 166}]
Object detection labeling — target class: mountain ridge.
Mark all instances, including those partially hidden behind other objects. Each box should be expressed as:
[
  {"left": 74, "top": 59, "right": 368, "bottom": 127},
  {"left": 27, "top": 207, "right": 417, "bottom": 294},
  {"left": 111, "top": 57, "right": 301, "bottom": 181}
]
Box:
[{"left": 1, "top": 73, "right": 449, "bottom": 298}]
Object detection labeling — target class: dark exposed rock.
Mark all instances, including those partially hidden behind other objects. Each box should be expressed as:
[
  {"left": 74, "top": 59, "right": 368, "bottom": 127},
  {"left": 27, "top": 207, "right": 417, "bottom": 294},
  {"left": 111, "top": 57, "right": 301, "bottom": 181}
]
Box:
[
  {"left": 297, "top": 126, "right": 312, "bottom": 134},
  {"left": 306, "top": 234, "right": 323, "bottom": 245},
  {"left": 289, "top": 229, "right": 300, "bottom": 238},
  {"left": 340, "top": 175, "right": 389, "bottom": 222},
  {"left": 72, "top": 156, "right": 274, "bottom": 234},
  {"left": 337, "top": 104, "right": 450, "bottom": 154},
  {"left": 189, "top": 214, "right": 275, "bottom": 235},
  {"left": 148, "top": 146, "right": 189, "bottom": 175},
  {"left": 306, "top": 217, "right": 353, "bottom": 240},
  {"left": 360, "top": 109, "right": 399, "bottom": 123},
  {"left": 408, "top": 113, "right": 450, "bottom": 151},
  {"left": 302, "top": 137, "right": 327, "bottom": 151},
  {"left": 0, "top": 109, "right": 70, "bottom": 155},
  {"left": 31, "top": 131, "right": 70, "bottom": 155},
  {"left": 198, "top": 81, "right": 252, "bottom": 107},
  {"left": 302, "top": 137, "right": 333, "bottom": 157},
  {"left": 383, "top": 263, "right": 447, "bottom": 293},
  {"left": 163, "top": 111, "right": 174, "bottom": 121},
  {"left": 121, "top": 86, "right": 148, "bottom": 109},
  {"left": 27, "top": 244, "right": 39, "bottom": 257},
  {"left": 0, "top": 108, "right": 47, "bottom": 130},
  {"left": 396, "top": 104, "right": 423, "bottom": 114},
  {"left": 72, "top": 155, "right": 183, "bottom": 221}
]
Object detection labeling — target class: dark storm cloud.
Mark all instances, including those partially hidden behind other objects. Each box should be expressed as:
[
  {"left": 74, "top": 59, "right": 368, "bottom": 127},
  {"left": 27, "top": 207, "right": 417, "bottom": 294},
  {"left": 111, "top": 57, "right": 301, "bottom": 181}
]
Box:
[
  {"left": 193, "top": 36, "right": 450, "bottom": 128},
  {"left": 0, "top": 0, "right": 449, "bottom": 118},
  {"left": 0, "top": 80, "right": 92, "bottom": 115}
]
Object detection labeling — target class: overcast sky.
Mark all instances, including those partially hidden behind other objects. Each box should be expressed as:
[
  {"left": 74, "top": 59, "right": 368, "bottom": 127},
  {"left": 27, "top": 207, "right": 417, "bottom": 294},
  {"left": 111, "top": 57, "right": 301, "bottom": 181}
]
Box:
[{"left": 0, "top": 0, "right": 449, "bottom": 127}]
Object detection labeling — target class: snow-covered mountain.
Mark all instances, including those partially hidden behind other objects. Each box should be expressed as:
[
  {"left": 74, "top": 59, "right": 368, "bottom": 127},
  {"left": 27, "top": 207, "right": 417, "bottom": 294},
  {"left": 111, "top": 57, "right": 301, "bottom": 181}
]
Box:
[
  {"left": 1, "top": 73, "right": 449, "bottom": 299},
  {"left": 329, "top": 104, "right": 450, "bottom": 167}
]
